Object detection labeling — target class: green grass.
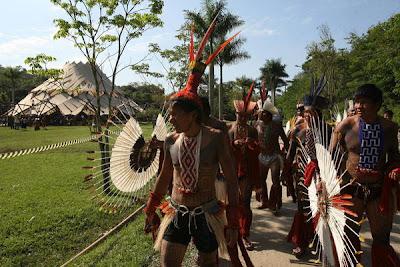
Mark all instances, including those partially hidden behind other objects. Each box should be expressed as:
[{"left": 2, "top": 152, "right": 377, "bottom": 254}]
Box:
[{"left": 0, "top": 125, "right": 157, "bottom": 266}]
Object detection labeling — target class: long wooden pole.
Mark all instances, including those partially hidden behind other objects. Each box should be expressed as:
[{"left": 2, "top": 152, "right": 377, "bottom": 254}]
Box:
[{"left": 60, "top": 204, "right": 145, "bottom": 267}]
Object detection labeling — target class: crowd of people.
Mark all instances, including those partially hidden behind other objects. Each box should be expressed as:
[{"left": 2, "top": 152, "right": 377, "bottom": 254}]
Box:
[{"left": 141, "top": 16, "right": 400, "bottom": 267}]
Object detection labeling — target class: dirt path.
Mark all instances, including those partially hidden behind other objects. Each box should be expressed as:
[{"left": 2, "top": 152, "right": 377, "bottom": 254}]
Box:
[{"left": 242, "top": 187, "right": 400, "bottom": 267}]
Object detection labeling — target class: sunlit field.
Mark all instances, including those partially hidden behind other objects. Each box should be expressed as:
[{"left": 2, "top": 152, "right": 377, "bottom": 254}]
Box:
[{"left": 0, "top": 125, "right": 158, "bottom": 266}]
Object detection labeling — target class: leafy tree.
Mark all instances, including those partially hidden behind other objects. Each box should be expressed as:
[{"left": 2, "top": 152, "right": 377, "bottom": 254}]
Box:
[
  {"left": 304, "top": 25, "right": 350, "bottom": 101},
  {"left": 52, "top": 0, "right": 164, "bottom": 193},
  {"left": 280, "top": 14, "right": 400, "bottom": 123},
  {"left": 120, "top": 82, "right": 165, "bottom": 121},
  {"left": 276, "top": 72, "right": 310, "bottom": 120},
  {"left": 259, "top": 58, "right": 288, "bottom": 105},
  {"left": 24, "top": 53, "right": 60, "bottom": 78},
  {"left": 149, "top": 31, "right": 190, "bottom": 92},
  {"left": 2, "top": 66, "right": 24, "bottom": 108},
  {"left": 345, "top": 14, "right": 400, "bottom": 121},
  {"left": 0, "top": 66, "right": 42, "bottom": 115}
]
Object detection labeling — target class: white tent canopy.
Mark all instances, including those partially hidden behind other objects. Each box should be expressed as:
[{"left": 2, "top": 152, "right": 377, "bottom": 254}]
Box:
[{"left": 9, "top": 61, "right": 143, "bottom": 116}]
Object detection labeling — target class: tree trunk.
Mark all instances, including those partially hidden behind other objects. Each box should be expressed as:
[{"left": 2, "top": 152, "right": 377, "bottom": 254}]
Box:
[
  {"left": 209, "top": 62, "right": 215, "bottom": 116},
  {"left": 208, "top": 40, "right": 214, "bottom": 116},
  {"left": 11, "top": 87, "right": 15, "bottom": 108},
  {"left": 90, "top": 65, "right": 111, "bottom": 195},
  {"left": 218, "top": 63, "right": 223, "bottom": 120},
  {"left": 270, "top": 80, "right": 276, "bottom": 106}
]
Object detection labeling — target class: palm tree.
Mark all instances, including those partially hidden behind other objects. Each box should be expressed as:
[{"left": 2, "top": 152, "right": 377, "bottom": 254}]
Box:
[
  {"left": 3, "top": 66, "right": 23, "bottom": 108},
  {"left": 185, "top": 0, "right": 243, "bottom": 116},
  {"left": 217, "top": 37, "right": 249, "bottom": 119},
  {"left": 259, "top": 59, "right": 288, "bottom": 105}
]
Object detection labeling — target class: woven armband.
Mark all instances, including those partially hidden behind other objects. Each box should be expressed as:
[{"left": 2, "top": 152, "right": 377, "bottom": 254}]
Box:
[{"left": 144, "top": 191, "right": 163, "bottom": 215}]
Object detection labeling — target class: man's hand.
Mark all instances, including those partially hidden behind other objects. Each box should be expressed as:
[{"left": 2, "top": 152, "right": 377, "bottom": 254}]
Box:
[
  {"left": 234, "top": 139, "right": 246, "bottom": 147},
  {"left": 225, "top": 228, "right": 239, "bottom": 247},
  {"left": 149, "top": 136, "right": 162, "bottom": 149},
  {"left": 389, "top": 168, "right": 400, "bottom": 181},
  {"left": 144, "top": 212, "right": 160, "bottom": 237}
]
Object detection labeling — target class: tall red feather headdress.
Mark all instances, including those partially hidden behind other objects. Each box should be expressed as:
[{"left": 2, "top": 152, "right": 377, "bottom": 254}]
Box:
[
  {"left": 172, "top": 16, "right": 240, "bottom": 108},
  {"left": 233, "top": 81, "right": 257, "bottom": 114}
]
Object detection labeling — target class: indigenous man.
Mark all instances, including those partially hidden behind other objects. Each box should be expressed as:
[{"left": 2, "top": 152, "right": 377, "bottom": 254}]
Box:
[
  {"left": 280, "top": 102, "right": 305, "bottom": 203},
  {"left": 331, "top": 84, "right": 400, "bottom": 266},
  {"left": 384, "top": 109, "right": 394, "bottom": 121},
  {"left": 254, "top": 99, "right": 289, "bottom": 213},
  {"left": 228, "top": 85, "right": 259, "bottom": 250},
  {"left": 286, "top": 77, "right": 330, "bottom": 258},
  {"left": 144, "top": 18, "right": 241, "bottom": 267}
]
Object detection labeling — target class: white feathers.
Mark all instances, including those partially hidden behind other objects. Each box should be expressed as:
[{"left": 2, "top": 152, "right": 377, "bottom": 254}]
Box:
[
  {"left": 85, "top": 110, "right": 169, "bottom": 213},
  {"left": 110, "top": 118, "right": 160, "bottom": 192},
  {"left": 300, "top": 117, "right": 359, "bottom": 266},
  {"left": 285, "top": 120, "right": 291, "bottom": 136}
]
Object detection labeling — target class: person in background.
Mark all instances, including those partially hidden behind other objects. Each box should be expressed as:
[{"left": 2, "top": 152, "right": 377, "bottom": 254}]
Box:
[{"left": 384, "top": 109, "right": 394, "bottom": 121}]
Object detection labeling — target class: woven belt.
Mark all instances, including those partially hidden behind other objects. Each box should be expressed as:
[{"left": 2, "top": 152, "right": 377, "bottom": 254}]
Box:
[{"left": 169, "top": 199, "right": 218, "bottom": 234}]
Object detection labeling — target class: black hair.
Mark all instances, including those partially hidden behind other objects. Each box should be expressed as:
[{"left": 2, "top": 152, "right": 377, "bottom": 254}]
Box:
[
  {"left": 384, "top": 109, "right": 394, "bottom": 117},
  {"left": 200, "top": 96, "right": 211, "bottom": 117},
  {"left": 170, "top": 98, "right": 203, "bottom": 123},
  {"left": 354, "top": 84, "right": 383, "bottom": 108}
]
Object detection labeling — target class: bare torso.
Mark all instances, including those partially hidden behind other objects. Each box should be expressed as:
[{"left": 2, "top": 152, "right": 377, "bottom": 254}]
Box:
[
  {"left": 166, "top": 126, "right": 223, "bottom": 207},
  {"left": 255, "top": 120, "right": 288, "bottom": 155},
  {"left": 335, "top": 115, "right": 400, "bottom": 183},
  {"left": 228, "top": 122, "right": 258, "bottom": 143}
]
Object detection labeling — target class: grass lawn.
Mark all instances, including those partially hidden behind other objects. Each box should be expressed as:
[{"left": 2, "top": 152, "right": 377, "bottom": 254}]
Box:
[{"left": 0, "top": 125, "right": 157, "bottom": 266}]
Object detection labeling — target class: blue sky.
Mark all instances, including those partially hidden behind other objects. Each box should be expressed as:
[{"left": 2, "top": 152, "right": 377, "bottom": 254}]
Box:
[{"left": 1, "top": 0, "right": 400, "bottom": 93}]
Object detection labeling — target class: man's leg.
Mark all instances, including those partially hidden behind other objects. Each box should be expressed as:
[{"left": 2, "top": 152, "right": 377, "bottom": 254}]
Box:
[
  {"left": 367, "top": 197, "right": 400, "bottom": 267},
  {"left": 268, "top": 159, "right": 282, "bottom": 213},
  {"left": 257, "top": 162, "right": 269, "bottom": 209},
  {"left": 160, "top": 240, "right": 187, "bottom": 267},
  {"left": 242, "top": 178, "right": 254, "bottom": 250},
  {"left": 192, "top": 213, "right": 219, "bottom": 267},
  {"left": 198, "top": 250, "right": 218, "bottom": 267}
]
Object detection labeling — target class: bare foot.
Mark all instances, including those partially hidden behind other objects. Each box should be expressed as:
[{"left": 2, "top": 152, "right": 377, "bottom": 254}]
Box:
[
  {"left": 292, "top": 246, "right": 304, "bottom": 259},
  {"left": 257, "top": 202, "right": 269, "bottom": 209},
  {"left": 243, "top": 237, "right": 254, "bottom": 251}
]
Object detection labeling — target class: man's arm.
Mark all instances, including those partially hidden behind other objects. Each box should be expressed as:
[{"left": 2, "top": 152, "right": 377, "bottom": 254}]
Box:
[
  {"left": 217, "top": 131, "right": 239, "bottom": 206},
  {"left": 152, "top": 136, "right": 174, "bottom": 196},
  {"left": 216, "top": 131, "right": 239, "bottom": 247},
  {"left": 386, "top": 123, "right": 400, "bottom": 180},
  {"left": 330, "top": 118, "right": 348, "bottom": 152},
  {"left": 144, "top": 135, "right": 174, "bottom": 234}
]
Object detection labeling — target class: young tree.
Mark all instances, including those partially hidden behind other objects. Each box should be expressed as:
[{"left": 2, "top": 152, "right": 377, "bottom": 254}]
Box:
[
  {"left": 52, "top": 0, "right": 163, "bottom": 193},
  {"left": 149, "top": 30, "right": 191, "bottom": 92}
]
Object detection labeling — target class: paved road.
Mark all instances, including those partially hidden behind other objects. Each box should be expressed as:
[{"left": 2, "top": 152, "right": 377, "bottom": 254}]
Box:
[{"left": 240, "top": 187, "right": 400, "bottom": 267}]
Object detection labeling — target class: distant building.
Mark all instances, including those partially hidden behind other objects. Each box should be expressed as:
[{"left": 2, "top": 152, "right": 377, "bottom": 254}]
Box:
[{"left": 8, "top": 62, "right": 142, "bottom": 117}]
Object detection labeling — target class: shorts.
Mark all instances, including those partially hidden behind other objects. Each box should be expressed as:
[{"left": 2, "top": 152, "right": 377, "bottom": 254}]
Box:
[
  {"left": 163, "top": 210, "right": 218, "bottom": 253},
  {"left": 258, "top": 153, "right": 279, "bottom": 167}
]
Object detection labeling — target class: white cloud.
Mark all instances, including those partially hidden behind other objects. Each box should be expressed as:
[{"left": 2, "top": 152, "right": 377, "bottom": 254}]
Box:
[
  {"left": 245, "top": 17, "right": 276, "bottom": 37},
  {"left": 0, "top": 36, "right": 50, "bottom": 57},
  {"left": 249, "top": 28, "right": 275, "bottom": 37},
  {"left": 301, "top": 16, "right": 313, "bottom": 24}
]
